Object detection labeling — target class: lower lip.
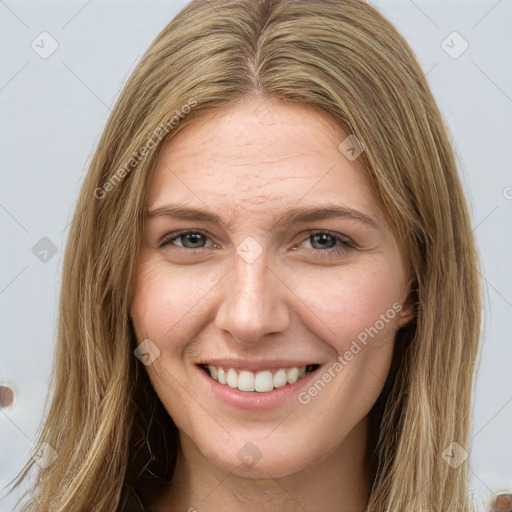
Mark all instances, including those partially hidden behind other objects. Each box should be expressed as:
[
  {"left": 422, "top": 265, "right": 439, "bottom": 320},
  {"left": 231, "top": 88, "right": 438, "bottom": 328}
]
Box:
[{"left": 196, "top": 364, "right": 322, "bottom": 411}]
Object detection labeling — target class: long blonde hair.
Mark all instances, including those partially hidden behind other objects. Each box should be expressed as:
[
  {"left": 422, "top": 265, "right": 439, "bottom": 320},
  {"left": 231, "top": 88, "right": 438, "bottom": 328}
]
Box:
[{"left": 7, "top": 0, "right": 482, "bottom": 510}]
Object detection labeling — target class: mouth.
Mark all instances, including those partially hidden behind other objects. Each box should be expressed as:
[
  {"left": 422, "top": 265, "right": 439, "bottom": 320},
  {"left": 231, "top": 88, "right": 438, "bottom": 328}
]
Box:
[{"left": 197, "top": 363, "right": 320, "bottom": 393}]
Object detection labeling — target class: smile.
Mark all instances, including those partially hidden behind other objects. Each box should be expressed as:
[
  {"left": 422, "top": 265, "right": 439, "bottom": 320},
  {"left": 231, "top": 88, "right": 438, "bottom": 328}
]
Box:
[{"left": 198, "top": 364, "right": 319, "bottom": 393}]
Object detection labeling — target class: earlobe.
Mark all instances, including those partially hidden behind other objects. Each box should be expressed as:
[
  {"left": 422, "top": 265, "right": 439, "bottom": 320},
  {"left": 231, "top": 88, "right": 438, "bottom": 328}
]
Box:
[{"left": 398, "top": 279, "right": 418, "bottom": 328}]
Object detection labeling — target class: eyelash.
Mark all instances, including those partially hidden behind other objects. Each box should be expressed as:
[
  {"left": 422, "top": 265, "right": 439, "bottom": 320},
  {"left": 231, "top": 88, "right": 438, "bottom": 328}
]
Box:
[{"left": 158, "top": 229, "right": 357, "bottom": 258}]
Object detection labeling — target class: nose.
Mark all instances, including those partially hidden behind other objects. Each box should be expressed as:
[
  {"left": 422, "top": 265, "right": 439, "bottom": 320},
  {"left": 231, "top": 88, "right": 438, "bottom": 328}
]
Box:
[{"left": 213, "top": 249, "right": 291, "bottom": 345}]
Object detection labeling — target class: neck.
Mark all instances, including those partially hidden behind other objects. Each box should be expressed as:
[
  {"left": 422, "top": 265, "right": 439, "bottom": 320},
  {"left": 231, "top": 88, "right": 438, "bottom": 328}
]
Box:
[{"left": 150, "top": 417, "right": 371, "bottom": 512}]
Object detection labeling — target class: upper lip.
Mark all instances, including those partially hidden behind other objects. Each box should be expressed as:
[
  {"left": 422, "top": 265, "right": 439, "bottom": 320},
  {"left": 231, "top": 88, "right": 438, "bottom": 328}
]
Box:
[{"left": 197, "top": 359, "right": 322, "bottom": 372}]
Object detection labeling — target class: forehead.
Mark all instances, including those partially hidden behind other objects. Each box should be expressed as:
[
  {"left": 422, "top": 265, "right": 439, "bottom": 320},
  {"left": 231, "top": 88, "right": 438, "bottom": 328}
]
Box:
[
  {"left": 148, "top": 97, "right": 382, "bottom": 226},
  {"left": 159, "top": 97, "right": 347, "bottom": 168}
]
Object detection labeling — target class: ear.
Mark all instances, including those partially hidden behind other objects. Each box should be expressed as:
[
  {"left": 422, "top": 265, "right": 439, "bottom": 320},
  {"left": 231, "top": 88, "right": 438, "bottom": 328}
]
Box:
[{"left": 397, "top": 278, "right": 417, "bottom": 328}]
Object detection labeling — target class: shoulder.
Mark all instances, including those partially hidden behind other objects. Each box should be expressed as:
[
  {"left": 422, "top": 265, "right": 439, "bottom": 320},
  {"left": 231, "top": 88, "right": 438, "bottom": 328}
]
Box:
[{"left": 117, "top": 484, "right": 146, "bottom": 512}]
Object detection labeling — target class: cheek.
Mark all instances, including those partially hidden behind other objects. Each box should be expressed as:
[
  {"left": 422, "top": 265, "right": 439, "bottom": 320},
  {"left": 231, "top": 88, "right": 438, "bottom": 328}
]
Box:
[
  {"left": 293, "top": 262, "right": 404, "bottom": 351},
  {"left": 130, "top": 258, "right": 220, "bottom": 343}
]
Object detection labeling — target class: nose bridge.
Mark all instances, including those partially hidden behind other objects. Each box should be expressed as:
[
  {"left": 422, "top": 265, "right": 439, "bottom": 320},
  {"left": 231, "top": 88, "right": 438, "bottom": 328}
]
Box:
[{"left": 214, "top": 249, "right": 290, "bottom": 343}]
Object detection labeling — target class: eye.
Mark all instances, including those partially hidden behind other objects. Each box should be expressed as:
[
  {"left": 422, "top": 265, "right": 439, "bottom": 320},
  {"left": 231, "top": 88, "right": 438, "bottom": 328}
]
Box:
[
  {"left": 296, "top": 231, "right": 356, "bottom": 257},
  {"left": 159, "top": 230, "right": 214, "bottom": 250},
  {"left": 158, "top": 229, "right": 357, "bottom": 258}
]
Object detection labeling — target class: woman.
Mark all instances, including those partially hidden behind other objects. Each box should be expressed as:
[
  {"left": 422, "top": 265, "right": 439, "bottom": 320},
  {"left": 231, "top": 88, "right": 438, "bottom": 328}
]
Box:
[{"left": 9, "top": 0, "right": 483, "bottom": 510}]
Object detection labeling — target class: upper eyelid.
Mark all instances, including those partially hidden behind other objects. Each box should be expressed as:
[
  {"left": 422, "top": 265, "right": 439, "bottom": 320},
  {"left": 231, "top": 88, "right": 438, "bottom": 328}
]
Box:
[{"left": 159, "top": 229, "right": 212, "bottom": 246}]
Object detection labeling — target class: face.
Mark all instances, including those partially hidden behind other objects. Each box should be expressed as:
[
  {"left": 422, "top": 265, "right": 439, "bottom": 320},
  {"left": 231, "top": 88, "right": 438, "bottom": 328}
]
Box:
[{"left": 130, "top": 96, "right": 413, "bottom": 479}]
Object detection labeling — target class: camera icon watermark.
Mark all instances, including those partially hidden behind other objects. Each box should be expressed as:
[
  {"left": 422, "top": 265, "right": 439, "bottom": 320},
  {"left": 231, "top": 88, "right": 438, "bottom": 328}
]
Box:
[
  {"left": 441, "top": 31, "right": 469, "bottom": 59},
  {"left": 32, "top": 237, "right": 58, "bottom": 263},
  {"left": 236, "top": 442, "right": 262, "bottom": 467},
  {"left": 31, "top": 31, "right": 59, "bottom": 59},
  {"left": 32, "top": 441, "right": 58, "bottom": 468},
  {"left": 441, "top": 441, "right": 468, "bottom": 468},
  {"left": 134, "top": 339, "right": 160, "bottom": 366},
  {"left": 236, "top": 236, "right": 263, "bottom": 264},
  {"left": 338, "top": 134, "right": 365, "bottom": 161}
]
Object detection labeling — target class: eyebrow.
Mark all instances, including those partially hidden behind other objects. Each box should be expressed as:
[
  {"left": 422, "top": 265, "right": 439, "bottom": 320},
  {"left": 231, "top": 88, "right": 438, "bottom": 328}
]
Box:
[{"left": 147, "top": 202, "right": 379, "bottom": 231}]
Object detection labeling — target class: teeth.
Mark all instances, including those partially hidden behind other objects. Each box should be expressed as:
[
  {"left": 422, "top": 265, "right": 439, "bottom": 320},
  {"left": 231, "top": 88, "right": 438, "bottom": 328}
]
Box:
[
  {"left": 226, "top": 368, "right": 238, "bottom": 388},
  {"left": 255, "top": 370, "right": 273, "bottom": 392},
  {"left": 204, "top": 364, "right": 312, "bottom": 393},
  {"left": 208, "top": 365, "right": 218, "bottom": 380},
  {"left": 238, "top": 370, "right": 255, "bottom": 391},
  {"left": 287, "top": 367, "right": 299, "bottom": 384},
  {"left": 217, "top": 367, "right": 226, "bottom": 385},
  {"left": 273, "top": 368, "right": 287, "bottom": 388}
]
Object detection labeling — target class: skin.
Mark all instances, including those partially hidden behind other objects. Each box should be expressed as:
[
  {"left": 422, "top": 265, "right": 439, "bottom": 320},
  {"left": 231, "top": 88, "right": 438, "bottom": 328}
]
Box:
[{"left": 130, "top": 96, "right": 414, "bottom": 512}]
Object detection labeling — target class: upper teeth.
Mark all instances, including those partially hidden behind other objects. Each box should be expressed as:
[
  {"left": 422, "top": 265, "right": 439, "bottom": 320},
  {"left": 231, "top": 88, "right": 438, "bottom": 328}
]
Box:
[{"left": 206, "top": 365, "right": 308, "bottom": 393}]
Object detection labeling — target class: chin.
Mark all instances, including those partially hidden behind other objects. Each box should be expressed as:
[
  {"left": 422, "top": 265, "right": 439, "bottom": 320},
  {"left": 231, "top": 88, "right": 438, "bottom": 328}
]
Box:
[{"left": 195, "top": 431, "right": 325, "bottom": 479}]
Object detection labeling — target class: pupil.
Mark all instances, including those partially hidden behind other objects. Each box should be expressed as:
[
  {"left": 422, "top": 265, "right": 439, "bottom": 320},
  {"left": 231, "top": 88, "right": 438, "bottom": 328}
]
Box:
[
  {"left": 312, "top": 233, "right": 334, "bottom": 249},
  {"left": 184, "top": 233, "right": 204, "bottom": 248}
]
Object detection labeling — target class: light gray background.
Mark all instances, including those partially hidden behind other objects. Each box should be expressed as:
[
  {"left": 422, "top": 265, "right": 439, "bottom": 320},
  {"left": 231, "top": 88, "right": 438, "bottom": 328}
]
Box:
[{"left": 1, "top": 1, "right": 511, "bottom": 510}]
